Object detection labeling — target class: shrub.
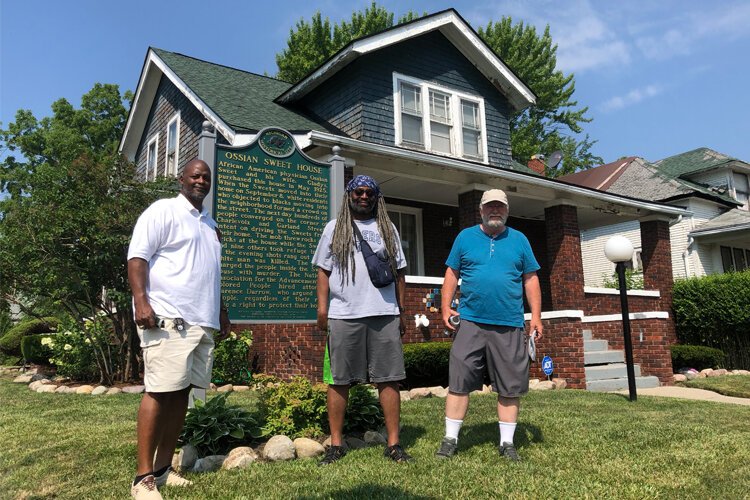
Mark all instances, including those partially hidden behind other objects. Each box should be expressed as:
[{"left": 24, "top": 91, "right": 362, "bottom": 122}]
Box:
[
  {"left": 212, "top": 329, "right": 252, "bottom": 385},
  {"left": 48, "top": 317, "right": 118, "bottom": 382},
  {"left": 179, "top": 392, "right": 264, "bottom": 457},
  {"left": 402, "top": 342, "right": 451, "bottom": 389},
  {"left": 673, "top": 270, "right": 750, "bottom": 369},
  {"left": 602, "top": 269, "right": 644, "bottom": 290},
  {"left": 20, "top": 334, "right": 55, "bottom": 365},
  {"left": 343, "top": 385, "right": 384, "bottom": 435},
  {"left": 258, "top": 376, "right": 328, "bottom": 439},
  {"left": 0, "top": 317, "right": 59, "bottom": 356},
  {"left": 671, "top": 344, "right": 726, "bottom": 371}
]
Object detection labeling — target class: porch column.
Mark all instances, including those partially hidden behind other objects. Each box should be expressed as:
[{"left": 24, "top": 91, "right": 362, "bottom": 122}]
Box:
[
  {"left": 639, "top": 216, "right": 674, "bottom": 312},
  {"left": 544, "top": 202, "right": 585, "bottom": 310},
  {"left": 457, "top": 187, "right": 484, "bottom": 229}
]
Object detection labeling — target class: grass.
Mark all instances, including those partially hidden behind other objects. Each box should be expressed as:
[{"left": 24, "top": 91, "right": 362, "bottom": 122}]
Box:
[
  {"left": 678, "top": 374, "right": 750, "bottom": 398},
  {"left": 1, "top": 377, "right": 749, "bottom": 499}
]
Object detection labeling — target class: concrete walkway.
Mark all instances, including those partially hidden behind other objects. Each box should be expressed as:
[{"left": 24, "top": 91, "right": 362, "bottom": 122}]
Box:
[{"left": 613, "top": 386, "right": 750, "bottom": 406}]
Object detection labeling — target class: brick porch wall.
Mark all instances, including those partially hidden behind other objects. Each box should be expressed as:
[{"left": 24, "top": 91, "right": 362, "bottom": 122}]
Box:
[{"left": 545, "top": 205, "right": 585, "bottom": 309}]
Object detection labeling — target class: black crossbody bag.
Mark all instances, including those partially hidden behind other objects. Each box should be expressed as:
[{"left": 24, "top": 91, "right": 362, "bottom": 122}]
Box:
[{"left": 351, "top": 221, "right": 395, "bottom": 288}]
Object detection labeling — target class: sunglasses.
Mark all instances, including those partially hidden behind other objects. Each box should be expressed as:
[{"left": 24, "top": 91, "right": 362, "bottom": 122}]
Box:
[{"left": 352, "top": 188, "right": 375, "bottom": 197}]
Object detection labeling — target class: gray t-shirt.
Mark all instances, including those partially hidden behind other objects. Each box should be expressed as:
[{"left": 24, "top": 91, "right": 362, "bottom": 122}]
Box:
[{"left": 312, "top": 218, "right": 407, "bottom": 319}]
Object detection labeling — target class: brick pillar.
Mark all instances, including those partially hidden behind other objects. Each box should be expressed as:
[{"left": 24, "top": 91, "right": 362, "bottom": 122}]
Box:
[
  {"left": 458, "top": 189, "right": 483, "bottom": 229},
  {"left": 640, "top": 217, "right": 674, "bottom": 312},
  {"left": 544, "top": 204, "right": 585, "bottom": 310}
]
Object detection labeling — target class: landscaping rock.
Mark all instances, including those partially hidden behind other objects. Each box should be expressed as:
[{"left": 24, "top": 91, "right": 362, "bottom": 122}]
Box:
[
  {"left": 263, "top": 435, "right": 296, "bottom": 461},
  {"left": 699, "top": 368, "right": 713, "bottom": 378},
  {"left": 37, "top": 384, "right": 57, "bottom": 393},
  {"left": 13, "top": 374, "right": 33, "bottom": 384},
  {"left": 75, "top": 385, "right": 95, "bottom": 394},
  {"left": 217, "top": 384, "right": 233, "bottom": 393},
  {"left": 710, "top": 369, "right": 728, "bottom": 377},
  {"left": 31, "top": 373, "right": 49, "bottom": 382},
  {"left": 55, "top": 386, "right": 71, "bottom": 393},
  {"left": 684, "top": 371, "right": 699, "bottom": 380},
  {"left": 345, "top": 437, "right": 366, "bottom": 450},
  {"left": 91, "top": 386, "right": 108, "bottom": 395},
  {"left": 106, "top": 387, "right": 122, "bottom": 395},
  {"left": 673, "top": 374, "right": 687, "bottom": 382},
  {"left": 175, "top": 444, "right": 199, "bottom": 471},
  {"left": 408, "top": 387, "right": 431, "bottom": 399},
  {"left": 29, "top": 380, "right": 49, "bottom": 391},
  {"left": 528, "top": 378, "right": 540, "bottom": 389},
  {"left": 552, "top": 378, "right": 567, "bottom": 389},
  {"left": 293, "top": 438, "right": 324, "bottom": 458},
  {"left": 193, "top": 455, "right": 225, "bottom": 473},
  {"left": 121, "top": 385, "right": 145, "bottom": 394},
  {"left": 399, "top": 390, "right": 411, "bottom": 402},
  {"left": 533, "top": 381, "right": 555, "bottom": 391},
  {"left": 428, "top": 386, "right": 448, "bottom": 398},
  {"left": 233, "top": 385, "right": 250, "bottom": 392},
  {"left": 364, "top": 431, "right": 386, "bottom": 446},
  {"left": 223, "top": 447, "right": 258, "bottom": 469},
  {"left": 322, "top": 436, "right": 348, "bottom": 449}
]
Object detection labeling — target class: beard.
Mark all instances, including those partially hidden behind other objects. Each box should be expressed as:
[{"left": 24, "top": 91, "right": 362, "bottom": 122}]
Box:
[
  {"left": 349, "top": 197, "right": 376, "bottom": 217},
  {"left": 482, "top": 212, "right": 507, "bottom": 229}
]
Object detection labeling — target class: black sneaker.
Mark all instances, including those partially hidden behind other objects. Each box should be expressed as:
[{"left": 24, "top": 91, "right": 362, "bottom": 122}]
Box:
[
  {"left": 318, "top": 445, "right": 346, "bottom": 466},
  {"left": 384, "top": 444, "right": 413, "bottom": 463},
  {"left": 435, "top": 437, "right": 458, "bottom": 459},
  {"left": 499, "top": 441, "right": 521, "bottom": 461}
]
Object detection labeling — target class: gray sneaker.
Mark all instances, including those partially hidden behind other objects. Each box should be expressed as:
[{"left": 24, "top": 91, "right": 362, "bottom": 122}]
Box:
[
  {"left": 499, "top": 441, "right": 520, "bottom": 461},
  {"left": 435, "top": 437, "right": 458, "bottom": 459}
]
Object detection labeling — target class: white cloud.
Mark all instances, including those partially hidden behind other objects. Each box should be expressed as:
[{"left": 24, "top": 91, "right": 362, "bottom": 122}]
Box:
[{"left": 600, "top": 84, "right": 663, "bottom": 112}]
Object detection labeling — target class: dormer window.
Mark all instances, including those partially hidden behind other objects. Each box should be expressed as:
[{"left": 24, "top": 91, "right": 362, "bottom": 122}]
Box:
[
  {"left": 732, "top": 172, "right": 749, "bottom": 210},
  {"left": 394, "top": 73, "right": 487, "bottom": 162}
]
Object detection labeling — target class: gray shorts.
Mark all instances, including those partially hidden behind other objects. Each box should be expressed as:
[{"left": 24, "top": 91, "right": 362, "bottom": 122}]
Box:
[
  {"left": 326, "top": 316, "right": 405, "bottom": 385},
  {"left": 449, "top": 320, "right": 529, "bottom": 397}
]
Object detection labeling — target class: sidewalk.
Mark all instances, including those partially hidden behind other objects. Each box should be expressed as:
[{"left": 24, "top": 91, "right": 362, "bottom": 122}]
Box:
[{"left": 614, "top": 386, "right": 750, "bottom": 406}]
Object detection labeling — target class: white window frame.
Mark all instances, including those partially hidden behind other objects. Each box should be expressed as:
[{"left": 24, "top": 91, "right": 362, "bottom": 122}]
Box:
[
  {"left": 387, "top": 204, "right": 424, "bottom": 276},
  {"left": 393, "top": 72, "right": 489, "bottom": 163},
  {"left": 165, "top": 113, "right": 181, "bottom": 177},
  {"left": 146, "top": 134, "right": 159, "bottom": 181},
  {"left": 730, "top": 171, "right": 749, "bottom": 211}
]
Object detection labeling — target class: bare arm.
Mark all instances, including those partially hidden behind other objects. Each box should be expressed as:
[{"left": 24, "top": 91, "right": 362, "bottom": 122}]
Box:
[
  {"left": 523, "top": 271, "right": 543, "bottom": 339},
  {"left": 316, "top": 267, "right": 331, "bottom": 332},
  {"left": 128, "top": 257, "right": 156, "bottom": 329},
  {"left": 441, "top": 267, "right": 460, "bottom": 330},
  {"left": 396, "top": 270, "right": 407, "bottom": 336}
]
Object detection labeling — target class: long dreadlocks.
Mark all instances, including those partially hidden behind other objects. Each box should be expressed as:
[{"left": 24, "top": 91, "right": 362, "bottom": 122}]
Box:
[{"left": 330, "top": 185, "right": 401, "bottom": 287}]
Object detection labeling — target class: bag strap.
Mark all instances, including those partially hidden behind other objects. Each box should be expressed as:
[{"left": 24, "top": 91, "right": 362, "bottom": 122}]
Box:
[{"left": 350, "top": 220, "right": 376, "bottom": 258}]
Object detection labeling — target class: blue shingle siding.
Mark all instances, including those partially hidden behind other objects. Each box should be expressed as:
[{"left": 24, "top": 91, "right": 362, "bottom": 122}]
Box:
[
  {"left": 134, "top": 76, "right": 222, "bottom": 180},
  {"left": 301, "top": 31, "right": 513, "bottom": 167}
]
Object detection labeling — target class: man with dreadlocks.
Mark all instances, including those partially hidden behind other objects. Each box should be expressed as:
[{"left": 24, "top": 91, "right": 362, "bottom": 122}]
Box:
[{"left": 312, "top": 174, "right": 412, "bottom": 465}]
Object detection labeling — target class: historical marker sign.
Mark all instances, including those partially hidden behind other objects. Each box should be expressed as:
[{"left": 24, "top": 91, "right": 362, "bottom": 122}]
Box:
[{"left": 214, "top": 128, "right": 331, "bottom": 321}]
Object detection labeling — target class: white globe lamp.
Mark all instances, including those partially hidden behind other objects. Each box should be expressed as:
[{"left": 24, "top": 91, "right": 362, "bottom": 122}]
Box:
[{"left": 604, "top": 235, "right": 634, "bottom": 263}]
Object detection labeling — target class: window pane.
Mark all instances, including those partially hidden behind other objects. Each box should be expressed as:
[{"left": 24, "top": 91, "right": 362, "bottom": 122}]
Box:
[
  {"left": 401, "top": 83, "right": 421, "bottom": 114},
  {"left": 429, "top": 91, "right": 451, "bottom": 123},
  {"left": 431, "top": 122, "right": 452, "bottom": 153},
  {"left": 733, "top": 248, "right": 747, "bottom": 271},
  {"left": 402, "top": 114, "right": 423, "bottom": 144},
  {"left": 721, "top": 246, "right": 734, "bottom": 272},
  {"left": 167, "top": 122, "right": 177, "bottom": 153},
  {"left": 388, "top": 211, "right": 417, "bottom": 274},
  {"left": 461, "top": 100, "right": 479, "bottom": 128},
  {"left": 462, "top": 129, "right": 480, "bottom": 157}
]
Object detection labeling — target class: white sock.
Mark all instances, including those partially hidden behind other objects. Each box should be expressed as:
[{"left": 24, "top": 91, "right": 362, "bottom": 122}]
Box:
[
  {"left": 445, "top": 417, "right": 463, "bottom": 441},
  {"left": 499, "top": 421, "right": 517, "bottom": 445}
]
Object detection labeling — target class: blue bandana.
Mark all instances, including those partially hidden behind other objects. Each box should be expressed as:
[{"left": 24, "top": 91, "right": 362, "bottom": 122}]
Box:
[{"left": 346, "top": 175, "right": 381, "bottom": 197}]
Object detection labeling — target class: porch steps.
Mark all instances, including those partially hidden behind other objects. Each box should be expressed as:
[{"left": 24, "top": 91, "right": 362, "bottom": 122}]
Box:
[{"left": 583, "top": 329, "right": 660, "bottom": 392}]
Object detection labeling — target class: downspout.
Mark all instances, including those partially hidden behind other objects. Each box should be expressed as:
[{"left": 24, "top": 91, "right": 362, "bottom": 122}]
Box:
[{"left": 683, "top": 235, "right": 695, "bottom": 277}]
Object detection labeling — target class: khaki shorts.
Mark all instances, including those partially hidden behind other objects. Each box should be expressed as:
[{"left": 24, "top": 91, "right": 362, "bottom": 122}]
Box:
[
  {"left": 138, "top": 318, "right": 216, "bottom": 393},
  {"left": 449, "top": 320, "right": 529, "bottom": 397}
]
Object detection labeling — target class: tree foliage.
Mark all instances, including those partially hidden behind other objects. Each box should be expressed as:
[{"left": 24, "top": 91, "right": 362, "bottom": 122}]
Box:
[
  {"left": 275, "top": 5, "right": 600, "bottom": 176},
  {"left": 0, "top": 83, "right": 174, "bottom": 382}
]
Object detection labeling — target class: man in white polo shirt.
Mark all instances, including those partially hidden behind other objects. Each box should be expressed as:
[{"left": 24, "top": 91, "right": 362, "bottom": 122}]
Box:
[{"left": 127, "top": 158, "right": 230, "bottom": 500}]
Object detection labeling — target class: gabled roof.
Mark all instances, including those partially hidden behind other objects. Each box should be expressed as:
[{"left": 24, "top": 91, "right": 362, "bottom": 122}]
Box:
[
  {"left": 560, "top": 155, "right": 740, "bottom": 207},
  {"left": 119, "top": 48, "right": 332, "bottom": 158},
  {"left": 653, "top": 147, "right": 748, "bottom": 178},
  {"left": 275, "top": 9, "right": 536, "bottom": 112},
  {"left": 691, "top": 208, "right": 750, "bottom": 237}
]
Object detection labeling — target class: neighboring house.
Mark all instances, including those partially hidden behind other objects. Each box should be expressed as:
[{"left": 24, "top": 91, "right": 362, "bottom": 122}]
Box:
[
  {"left": 120, "top": 9, "right": 687, "bottom": 390},
  {"left": 561, "top": 148, "right": 749, "bottom": 286}
]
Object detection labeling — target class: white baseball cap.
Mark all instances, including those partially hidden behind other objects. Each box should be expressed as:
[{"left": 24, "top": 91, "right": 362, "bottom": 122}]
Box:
[{"left": 480, "top": 189, "right": 509, "bottom": 206}]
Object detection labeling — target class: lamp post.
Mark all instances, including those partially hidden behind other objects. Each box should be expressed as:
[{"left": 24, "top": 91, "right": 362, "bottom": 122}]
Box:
[{"left": 604, "top": 236, "right": 637, "bottom": 402}]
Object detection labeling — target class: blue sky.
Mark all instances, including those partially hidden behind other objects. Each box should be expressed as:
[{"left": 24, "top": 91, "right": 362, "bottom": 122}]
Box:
[{"left": 2, "top": 0, "right": 748, "bottom": 165}]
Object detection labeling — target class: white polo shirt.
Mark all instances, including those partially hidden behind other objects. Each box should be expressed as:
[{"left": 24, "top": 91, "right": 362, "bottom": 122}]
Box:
[{"left": 128, "top": 194, "right": 222, "bottom": 329}]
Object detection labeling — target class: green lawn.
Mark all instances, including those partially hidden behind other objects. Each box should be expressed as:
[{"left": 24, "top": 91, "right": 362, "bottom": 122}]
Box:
[
  {"left": 678, "top": 374, "right": 750, "bottom": 398},
  {"left": 1, "top": 377, "right": 749, "bottom": 499}
]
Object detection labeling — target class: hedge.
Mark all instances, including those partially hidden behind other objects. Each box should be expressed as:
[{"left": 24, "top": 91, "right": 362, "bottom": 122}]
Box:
[
  {"left": 21, "top": 334, "right": 56, "bottom": 365},
  {"left": 672, "top": 270, "right": 750, "bottom": 370},
  {"left": 670, "top": 344, "right": 726, "bottom": 371},
  {"left": 0, "top": 317, "right": 59, "bottom": 356},
  {"left": 402, "top": 341, "right": 451, "bottom": 389}
]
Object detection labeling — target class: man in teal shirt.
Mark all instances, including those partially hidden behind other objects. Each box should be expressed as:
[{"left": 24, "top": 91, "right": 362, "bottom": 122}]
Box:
[{"left": 436, "top": 189, "right": 543, "bottom": 461}]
